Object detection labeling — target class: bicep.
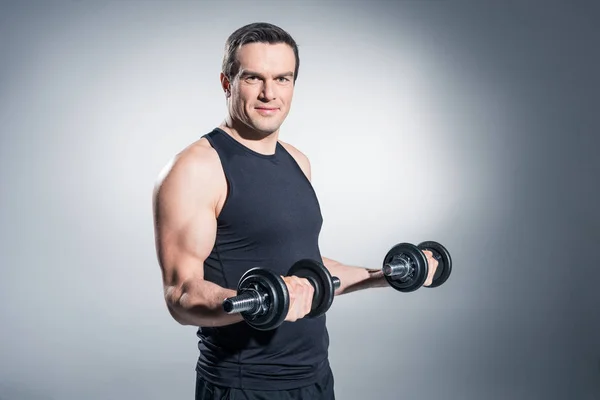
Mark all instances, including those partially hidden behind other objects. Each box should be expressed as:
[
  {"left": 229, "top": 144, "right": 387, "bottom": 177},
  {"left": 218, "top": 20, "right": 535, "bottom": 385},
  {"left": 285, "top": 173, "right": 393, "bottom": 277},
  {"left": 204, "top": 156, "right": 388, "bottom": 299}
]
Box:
[
  {"left": 153, "top": 159, "right": 218, "bottom": 292},
  {"left": 155, "top": 203, "right": 216, "bottom": 287}
]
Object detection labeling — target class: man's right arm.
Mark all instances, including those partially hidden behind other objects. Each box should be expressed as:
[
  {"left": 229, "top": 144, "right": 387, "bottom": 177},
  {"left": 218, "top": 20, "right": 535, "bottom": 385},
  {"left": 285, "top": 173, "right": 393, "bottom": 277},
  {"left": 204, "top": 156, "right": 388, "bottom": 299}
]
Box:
[{"left": 152, "top": 145, "right": 243, "bottom": 328}]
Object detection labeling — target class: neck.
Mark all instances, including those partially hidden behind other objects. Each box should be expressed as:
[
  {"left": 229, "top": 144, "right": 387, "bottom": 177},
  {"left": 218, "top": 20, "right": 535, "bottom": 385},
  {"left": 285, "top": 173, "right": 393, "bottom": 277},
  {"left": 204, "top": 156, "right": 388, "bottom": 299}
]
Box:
[{"left": 220, "top": 117, "right": 280, "bottom": 156}]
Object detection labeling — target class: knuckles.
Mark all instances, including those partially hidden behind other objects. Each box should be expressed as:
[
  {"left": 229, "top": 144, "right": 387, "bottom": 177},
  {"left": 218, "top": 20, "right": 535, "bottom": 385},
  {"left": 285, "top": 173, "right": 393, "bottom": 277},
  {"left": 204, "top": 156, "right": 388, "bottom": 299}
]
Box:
[{"left": 283, "top": 276, "right": 315, "bottom": 320}]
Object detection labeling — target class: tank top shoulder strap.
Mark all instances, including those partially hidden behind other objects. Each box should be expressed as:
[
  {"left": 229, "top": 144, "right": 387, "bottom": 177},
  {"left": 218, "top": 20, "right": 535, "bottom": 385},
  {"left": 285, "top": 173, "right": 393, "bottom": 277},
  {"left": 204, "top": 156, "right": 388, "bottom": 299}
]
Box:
[{"left": 202, "top": 128, "right": 228, "bottom": 156}]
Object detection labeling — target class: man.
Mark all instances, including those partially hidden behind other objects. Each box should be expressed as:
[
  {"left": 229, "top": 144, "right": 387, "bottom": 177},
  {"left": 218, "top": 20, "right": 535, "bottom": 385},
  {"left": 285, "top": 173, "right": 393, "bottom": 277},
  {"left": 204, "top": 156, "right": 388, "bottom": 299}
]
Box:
[{"left": 152, "top": 22, "right": 438, "bottom": 399}]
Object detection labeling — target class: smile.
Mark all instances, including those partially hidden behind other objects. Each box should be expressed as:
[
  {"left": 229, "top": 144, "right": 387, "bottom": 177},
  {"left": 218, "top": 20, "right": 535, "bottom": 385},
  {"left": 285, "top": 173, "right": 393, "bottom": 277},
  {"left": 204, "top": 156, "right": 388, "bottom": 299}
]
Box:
[{"left": 255, "top": 107, "right": 279, "bottom": 116}]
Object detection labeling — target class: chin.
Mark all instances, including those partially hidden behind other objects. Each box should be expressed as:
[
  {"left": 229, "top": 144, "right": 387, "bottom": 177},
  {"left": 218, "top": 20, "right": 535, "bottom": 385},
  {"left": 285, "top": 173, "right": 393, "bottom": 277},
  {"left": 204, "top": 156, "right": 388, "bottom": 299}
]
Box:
[{"left": 251, "top": 121, "right": 282, "bottom": 135}]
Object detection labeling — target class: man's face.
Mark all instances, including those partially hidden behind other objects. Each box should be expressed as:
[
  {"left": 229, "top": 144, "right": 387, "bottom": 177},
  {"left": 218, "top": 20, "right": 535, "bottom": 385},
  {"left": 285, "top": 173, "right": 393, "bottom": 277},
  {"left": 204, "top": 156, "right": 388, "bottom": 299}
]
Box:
[{"left": 223, "top": 42, "right": 296, "bottom": 136}]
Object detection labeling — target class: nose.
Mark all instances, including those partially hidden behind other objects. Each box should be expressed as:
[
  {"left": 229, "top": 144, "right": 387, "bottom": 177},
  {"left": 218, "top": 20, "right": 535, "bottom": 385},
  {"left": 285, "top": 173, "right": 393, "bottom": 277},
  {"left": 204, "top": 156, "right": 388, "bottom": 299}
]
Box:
[{"left": 259, "top": 80, "right": 276, "bottom": 101}]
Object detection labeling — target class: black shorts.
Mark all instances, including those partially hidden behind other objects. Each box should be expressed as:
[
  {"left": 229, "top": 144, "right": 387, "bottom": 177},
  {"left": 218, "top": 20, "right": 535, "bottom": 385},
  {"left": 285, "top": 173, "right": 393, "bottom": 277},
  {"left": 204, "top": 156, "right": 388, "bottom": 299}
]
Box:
[{"left": 195, "top": 369, "right": 335, "bottom": 400}]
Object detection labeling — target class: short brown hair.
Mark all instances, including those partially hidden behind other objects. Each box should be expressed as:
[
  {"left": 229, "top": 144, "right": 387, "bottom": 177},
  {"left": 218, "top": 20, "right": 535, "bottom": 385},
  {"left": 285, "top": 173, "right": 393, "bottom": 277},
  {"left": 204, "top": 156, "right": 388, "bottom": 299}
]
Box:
[{"left": 222, "top": 22, "right": 300, "bottom": 83}]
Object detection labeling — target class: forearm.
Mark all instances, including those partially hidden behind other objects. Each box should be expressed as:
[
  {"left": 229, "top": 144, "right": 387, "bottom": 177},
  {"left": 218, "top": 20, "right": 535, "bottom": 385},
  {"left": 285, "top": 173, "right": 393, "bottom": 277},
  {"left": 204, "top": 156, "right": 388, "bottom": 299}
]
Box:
[
  {"left": 322, "top": 257, "right": 388, "bottom": 295},
  {"left": 166, "top": 279, "right": 243, "bottom": 327}
]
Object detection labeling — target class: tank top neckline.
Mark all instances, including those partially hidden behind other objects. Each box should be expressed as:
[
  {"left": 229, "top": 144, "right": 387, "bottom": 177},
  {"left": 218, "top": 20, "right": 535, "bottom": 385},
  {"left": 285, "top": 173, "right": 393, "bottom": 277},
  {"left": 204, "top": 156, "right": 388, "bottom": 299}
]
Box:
[{"left": 213, "top": 127, "right": 281, "bottom": 159}]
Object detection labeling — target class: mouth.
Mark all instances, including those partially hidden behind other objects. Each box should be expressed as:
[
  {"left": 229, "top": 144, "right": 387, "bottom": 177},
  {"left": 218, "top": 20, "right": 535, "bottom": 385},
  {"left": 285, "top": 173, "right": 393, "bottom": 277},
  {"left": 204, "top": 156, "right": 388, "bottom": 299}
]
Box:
[{"left": 255, "top": 107, "right": 279, "bottom": 115}]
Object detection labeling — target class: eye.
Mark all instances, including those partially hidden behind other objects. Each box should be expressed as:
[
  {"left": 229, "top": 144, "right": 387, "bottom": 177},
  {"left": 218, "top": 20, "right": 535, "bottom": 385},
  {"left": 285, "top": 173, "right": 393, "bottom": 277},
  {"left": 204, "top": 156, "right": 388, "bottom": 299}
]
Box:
[{"left": 277, "top": 77, "right": 290, "bottom": 83}]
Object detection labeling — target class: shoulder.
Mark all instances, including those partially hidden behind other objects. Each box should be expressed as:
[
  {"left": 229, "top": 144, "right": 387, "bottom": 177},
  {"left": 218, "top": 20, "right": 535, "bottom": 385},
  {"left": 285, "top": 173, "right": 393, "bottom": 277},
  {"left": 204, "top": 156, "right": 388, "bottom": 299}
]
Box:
[
  {"left": 153, "top": 137, "right": 224, "bottom": 204},
  {"left": 279, "top": 140, "right": 312, "bottom": 181}
]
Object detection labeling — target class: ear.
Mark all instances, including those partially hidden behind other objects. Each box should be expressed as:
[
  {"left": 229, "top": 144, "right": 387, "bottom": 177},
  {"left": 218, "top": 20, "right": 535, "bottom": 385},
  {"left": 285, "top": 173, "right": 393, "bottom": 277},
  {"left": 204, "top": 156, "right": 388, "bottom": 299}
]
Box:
[{"left": 220, "top": 73, "right": 231, "bottom": 97}]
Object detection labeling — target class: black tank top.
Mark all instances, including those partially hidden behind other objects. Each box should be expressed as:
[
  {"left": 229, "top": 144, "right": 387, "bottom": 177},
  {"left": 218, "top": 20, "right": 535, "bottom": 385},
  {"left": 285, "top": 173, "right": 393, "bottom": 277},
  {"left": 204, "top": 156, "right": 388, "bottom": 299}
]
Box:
[{"left": 195, "top": 128, "right": 330, "bottom": 390}]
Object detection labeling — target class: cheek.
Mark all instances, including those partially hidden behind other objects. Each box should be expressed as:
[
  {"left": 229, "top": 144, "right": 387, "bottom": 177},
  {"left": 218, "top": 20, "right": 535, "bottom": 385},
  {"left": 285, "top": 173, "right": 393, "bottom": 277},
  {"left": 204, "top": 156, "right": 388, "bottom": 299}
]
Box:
[
  {"left": 231, "top": 94, "right": 249, "bottom": 115},
  {"left": 237, "top": 88, "right": 256, "bottom": 108},
  {"left": 286, "top": 85, "right": 295, "bottom": 99},
  {"left": 282, "top": 89, "right": 294, "bottom": 108}
]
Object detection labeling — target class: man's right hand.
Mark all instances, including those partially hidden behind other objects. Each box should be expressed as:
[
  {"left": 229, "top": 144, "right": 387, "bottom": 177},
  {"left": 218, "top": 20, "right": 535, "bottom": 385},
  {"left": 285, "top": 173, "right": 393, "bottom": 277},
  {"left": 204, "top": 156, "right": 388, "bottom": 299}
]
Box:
[{"left": 281, "top": 276, "right": 315, "bottom": 322}]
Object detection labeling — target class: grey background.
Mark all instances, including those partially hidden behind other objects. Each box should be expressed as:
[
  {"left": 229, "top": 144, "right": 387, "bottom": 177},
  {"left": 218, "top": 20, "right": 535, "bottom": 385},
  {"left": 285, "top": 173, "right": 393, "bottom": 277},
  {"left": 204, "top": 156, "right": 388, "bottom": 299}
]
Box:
[{"left": 1, "top": 0, "right": 599, "bottom": 399}]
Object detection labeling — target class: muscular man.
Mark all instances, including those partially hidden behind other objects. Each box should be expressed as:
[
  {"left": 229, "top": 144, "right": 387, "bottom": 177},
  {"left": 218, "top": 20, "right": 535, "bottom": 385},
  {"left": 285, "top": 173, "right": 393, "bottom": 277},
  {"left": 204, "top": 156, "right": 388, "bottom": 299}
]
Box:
[{"left": 153, "top": 22, "right": 438, "bottom": 400}]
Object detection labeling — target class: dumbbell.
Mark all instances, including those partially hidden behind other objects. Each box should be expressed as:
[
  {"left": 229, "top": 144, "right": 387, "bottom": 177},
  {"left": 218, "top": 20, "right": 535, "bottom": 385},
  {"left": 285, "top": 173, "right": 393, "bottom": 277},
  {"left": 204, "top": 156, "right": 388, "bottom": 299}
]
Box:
[
  {"left": 222, "top": 259, "right": 341, "bottom": 331},
  {"left": 382, "top": 241, "right": 452, "bottom": 292}
]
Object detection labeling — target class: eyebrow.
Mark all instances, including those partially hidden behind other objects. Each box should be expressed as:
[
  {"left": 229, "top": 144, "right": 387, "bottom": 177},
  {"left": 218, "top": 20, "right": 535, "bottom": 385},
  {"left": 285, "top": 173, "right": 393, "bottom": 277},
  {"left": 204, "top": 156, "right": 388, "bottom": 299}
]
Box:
[{"left": 240, "top": 70, "right": 294, "bottom": 79}]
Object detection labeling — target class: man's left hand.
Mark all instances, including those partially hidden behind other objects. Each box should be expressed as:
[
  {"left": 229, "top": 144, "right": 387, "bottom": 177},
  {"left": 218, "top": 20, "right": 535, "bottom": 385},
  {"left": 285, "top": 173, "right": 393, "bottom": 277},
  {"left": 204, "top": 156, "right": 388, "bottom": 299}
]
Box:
[{"left": 422, "top": 250, "right": 439, "bottom": 287}]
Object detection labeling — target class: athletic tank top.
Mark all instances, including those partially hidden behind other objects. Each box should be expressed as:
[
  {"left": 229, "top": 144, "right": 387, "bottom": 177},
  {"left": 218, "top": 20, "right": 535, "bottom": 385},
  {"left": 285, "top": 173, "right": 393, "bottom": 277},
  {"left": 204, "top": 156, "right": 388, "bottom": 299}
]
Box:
[{"left": 195, "top": 128, "right": 330, "bottom": 390}]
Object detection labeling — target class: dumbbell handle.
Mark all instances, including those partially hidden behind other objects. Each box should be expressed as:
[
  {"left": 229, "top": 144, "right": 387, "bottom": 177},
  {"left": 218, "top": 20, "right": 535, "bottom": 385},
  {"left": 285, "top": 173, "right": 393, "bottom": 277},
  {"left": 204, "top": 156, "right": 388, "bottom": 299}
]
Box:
[
  {"left": 383, "top": 263, "right": 409, "bottom": 277},
  {"left": 223, "top": 276, "right": 341, "bottom": 315},
  {"left": 331, "top": 277, "right": 341, "bottom": 290},
  {"left": 383, "top": 255, "right": 412, "bottom": 280},
  {"left": 223, "top": 289, "right": 264, "bottom": 315},
  {"left": 383, "top": 251, "right": 443, "bottom": 278}
]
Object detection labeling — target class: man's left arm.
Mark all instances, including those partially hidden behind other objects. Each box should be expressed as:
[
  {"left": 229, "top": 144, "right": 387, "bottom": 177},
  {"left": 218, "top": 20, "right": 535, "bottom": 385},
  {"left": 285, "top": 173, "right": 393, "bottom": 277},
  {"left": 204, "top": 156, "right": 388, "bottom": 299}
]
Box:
[
  {"left": 322, "top": 257, "right": 388, "bottom": 295},
  {"left": 322, "top": 255, "right": 438, "bottom": 295},
  {"left": 282, "top": 145, "right": 437, "bottom": 295}
]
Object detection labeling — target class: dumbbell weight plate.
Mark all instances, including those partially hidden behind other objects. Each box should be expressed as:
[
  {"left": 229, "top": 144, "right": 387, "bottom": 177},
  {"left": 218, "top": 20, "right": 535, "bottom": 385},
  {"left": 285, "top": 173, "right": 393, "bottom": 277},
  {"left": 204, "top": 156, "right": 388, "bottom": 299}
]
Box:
[
  {"left": 287, "top": 259, "right": 335, "bottom": 318},
  {"left": 383, "top": 243, "right": 428, "bottom": 292},
  {"left": 418, "top": 241, "right": 452, "bottom": 288},
  {"left": 237, "top": 267, "right": 289, "bottom": 330}
]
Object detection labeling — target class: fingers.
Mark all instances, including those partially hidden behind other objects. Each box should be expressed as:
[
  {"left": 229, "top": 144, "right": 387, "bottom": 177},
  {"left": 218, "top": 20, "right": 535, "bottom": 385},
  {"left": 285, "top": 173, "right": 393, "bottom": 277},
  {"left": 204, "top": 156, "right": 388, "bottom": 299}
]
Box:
[
  {"left": 294, "top": 276, "right": 314, "bottom": 319},
  {"left": 301, "top": 277, "right": 314, "bottom": 314},
  {"left": 282, "top": 276, "right": 314, "bottom": 322},
  {"left": 422, "top": 250, "right": 438, "bottom": 286}
]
